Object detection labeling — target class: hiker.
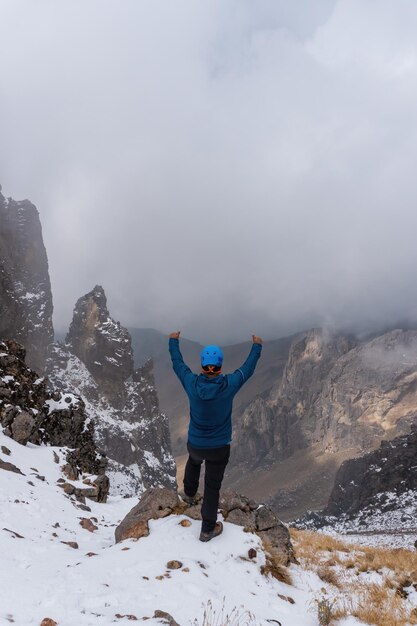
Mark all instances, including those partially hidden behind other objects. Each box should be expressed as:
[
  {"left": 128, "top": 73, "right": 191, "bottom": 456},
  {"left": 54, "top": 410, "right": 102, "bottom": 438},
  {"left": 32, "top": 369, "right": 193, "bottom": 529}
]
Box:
[{"left": 168, "top": 331, "right": 262, "bottom": 542}]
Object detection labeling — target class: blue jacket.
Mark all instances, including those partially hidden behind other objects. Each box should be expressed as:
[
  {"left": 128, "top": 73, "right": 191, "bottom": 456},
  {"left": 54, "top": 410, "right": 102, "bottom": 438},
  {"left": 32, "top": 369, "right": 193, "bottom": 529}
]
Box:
[{"left": 169, "top": 338, "right": 262, "bottom": 448}]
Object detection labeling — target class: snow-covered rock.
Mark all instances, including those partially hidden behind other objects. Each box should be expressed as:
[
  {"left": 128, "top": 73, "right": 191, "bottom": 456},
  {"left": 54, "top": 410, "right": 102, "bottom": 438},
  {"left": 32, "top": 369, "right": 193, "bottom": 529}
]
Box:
[
  {"left": 47, "top": 286, "right": 176, "bottom": 496},
  {"left": 0, "top": 338, "right": 109, "bottom": 501}
]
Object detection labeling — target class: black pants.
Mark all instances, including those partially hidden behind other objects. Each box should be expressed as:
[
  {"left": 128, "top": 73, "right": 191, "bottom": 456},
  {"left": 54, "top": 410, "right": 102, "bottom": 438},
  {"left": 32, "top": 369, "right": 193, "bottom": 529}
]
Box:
[{"left": 183, "top": 442, "right": 230, "bottom": 533}]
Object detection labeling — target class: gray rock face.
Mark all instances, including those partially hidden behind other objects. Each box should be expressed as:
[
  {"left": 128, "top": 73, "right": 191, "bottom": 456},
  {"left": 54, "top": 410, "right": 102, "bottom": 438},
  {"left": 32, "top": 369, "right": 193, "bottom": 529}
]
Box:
[
  {"left": 47, "top": 286, "right": 176, "bottom": 495},
  {"left": 66, "top": 286, "right": 133, "bottom": 405},
  {"left": 324, "top": 426, "right": 417, "bottom": 517},
  {"left": 0, "top": 339, "right": 109, "bottom": 499},
  {"left": 0, "top": 185, "right": 54, "bottom": 372},
  {"left": 233, "top": 328, "right": 417, "bottom": 468}
]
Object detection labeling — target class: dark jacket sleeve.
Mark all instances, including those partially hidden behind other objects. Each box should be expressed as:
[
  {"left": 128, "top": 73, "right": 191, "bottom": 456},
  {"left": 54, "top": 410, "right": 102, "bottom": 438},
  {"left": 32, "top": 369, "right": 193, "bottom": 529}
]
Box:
[
  {"left": 228, "top": 343, "right": 262, "bottom": 392},
  {"left": 169, "top": 338, "right": 195, "bottom": 391}
]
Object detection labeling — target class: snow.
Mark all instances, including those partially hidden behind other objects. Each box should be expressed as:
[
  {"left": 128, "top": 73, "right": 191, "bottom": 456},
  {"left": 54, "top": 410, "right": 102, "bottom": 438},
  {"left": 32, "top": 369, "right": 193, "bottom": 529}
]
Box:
[
  {"left": 144, "top": 450, "right": 162, "bottom": 469},
  {"left": 45, "top": 393, "right": 80, "bottom": 414},
  {"left": 0, "top": 431, "right": 367, "bottom": 626}
]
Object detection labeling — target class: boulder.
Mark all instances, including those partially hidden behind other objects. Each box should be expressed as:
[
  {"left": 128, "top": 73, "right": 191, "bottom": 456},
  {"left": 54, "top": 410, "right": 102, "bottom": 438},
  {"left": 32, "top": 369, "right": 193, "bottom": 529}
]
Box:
[
  {"left": 226, "top": 509, "right": 256, "bottom": 531},
  {"left": 0, "top": 459, "right": 24, "bottom": 475},
  {"left": 256, "top": 506, "right": 278, "bottom": 531},
  {"left": 219, "top": 490, "right": 294, "bottom": 564},
  {"left": 10, "top": 411, "right": 35, "bottom": 445},
  {"left": 257, "top": 525, "right": 295, "bottom": 563},
  {"left": 115, "top": 487, "right": 179, "bottom": 543}
]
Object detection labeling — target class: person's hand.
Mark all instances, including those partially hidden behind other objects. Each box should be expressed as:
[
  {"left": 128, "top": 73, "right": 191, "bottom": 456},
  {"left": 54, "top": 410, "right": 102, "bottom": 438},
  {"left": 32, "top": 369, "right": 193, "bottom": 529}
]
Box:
[
  {"left": 169, "top": 331, "right": 181, "bottom": 339},
  {"left": 252, "top": 335, "right": 263, "bottom": 344}
]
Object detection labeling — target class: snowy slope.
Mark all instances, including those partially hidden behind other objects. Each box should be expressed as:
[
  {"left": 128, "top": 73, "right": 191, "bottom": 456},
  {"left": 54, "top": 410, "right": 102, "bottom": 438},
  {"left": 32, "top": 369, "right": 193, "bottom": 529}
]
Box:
[{"left": 0, "top": 431, "right": 365, "bottom": 626}]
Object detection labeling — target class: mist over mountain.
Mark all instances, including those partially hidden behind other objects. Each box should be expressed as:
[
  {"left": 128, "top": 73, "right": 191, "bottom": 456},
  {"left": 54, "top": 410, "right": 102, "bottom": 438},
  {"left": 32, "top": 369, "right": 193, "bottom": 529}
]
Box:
[{"left": 2, "top": 2, "right": 417, "bottom": 343}]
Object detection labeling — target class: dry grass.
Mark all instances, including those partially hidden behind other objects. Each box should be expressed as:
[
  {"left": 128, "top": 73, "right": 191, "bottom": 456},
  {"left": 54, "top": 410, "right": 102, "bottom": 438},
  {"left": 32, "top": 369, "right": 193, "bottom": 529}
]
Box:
[
  {"left": 193, "top": 599, "right": 258, "bottom": 626},
  {"left": 291, "top": 529, "right": 417, "bottom": 626}
]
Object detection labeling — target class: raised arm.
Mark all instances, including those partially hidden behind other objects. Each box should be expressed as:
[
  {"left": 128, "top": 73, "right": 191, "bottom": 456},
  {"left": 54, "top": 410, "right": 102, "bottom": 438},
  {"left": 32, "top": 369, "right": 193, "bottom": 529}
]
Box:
[
  {"left": 229, "top": 335, "right": 263, "bottom": 391},
  {"left": 168, "top": 331, "right": 195, "bottom": 389}
]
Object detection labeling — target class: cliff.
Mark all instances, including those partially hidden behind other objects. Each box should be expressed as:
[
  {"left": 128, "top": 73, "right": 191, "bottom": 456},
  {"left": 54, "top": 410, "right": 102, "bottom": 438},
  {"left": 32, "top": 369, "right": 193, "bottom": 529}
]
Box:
[{"left": 0, "top": 185, "right": 54, "bottom": 372}]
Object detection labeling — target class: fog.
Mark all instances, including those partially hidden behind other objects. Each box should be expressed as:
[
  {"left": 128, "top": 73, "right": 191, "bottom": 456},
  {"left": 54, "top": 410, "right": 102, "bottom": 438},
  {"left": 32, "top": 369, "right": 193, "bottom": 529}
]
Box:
[{"left": 1, "top": 0, "right": 417, "bottom": 344}]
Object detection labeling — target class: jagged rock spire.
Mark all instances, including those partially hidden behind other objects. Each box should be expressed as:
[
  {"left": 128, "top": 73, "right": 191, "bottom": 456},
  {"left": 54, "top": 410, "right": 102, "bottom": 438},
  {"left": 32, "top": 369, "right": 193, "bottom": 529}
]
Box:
[
  {"left": 0, "top": 185, "right": 54, "bottom": 372},
  {"left": 66, "top": 285, "right": 133, "bottom": 403}
]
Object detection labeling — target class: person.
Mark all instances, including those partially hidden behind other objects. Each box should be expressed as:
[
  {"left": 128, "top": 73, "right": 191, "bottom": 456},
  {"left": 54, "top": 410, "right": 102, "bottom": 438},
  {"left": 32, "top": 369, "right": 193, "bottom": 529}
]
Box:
[{"left": 168, "top": 331, "right": 263, "bottom": 542}]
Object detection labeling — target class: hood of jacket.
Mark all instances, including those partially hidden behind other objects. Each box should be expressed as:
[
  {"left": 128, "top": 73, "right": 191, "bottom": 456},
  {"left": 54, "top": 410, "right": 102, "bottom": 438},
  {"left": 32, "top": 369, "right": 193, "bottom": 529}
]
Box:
[{"left": 194, "top": 373, "right": 229, "bottom": 400}]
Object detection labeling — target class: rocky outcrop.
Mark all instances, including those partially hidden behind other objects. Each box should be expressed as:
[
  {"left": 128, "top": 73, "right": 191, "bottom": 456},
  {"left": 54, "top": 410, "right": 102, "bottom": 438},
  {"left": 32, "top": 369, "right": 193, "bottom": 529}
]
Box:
[
  {"left": 0, "top": 339, "right": 109, "bottom": 500},
  {"left": 47, "top": 286, "right": 176, "bottom": 495},
  {"left": 233, "top": 328, "right": 417, "bottom": 467},
  {"left": 66, "top": 286, "right": 133, "bottom": 406},
  {"left": 115, "top": 487, "right": 295, "bottom": 565},
  {"left": 0, "top": 185, "right": 53, "bottom": 372},
  {"left": 324, "top": 426, "right": 417, "bottom": 517}
]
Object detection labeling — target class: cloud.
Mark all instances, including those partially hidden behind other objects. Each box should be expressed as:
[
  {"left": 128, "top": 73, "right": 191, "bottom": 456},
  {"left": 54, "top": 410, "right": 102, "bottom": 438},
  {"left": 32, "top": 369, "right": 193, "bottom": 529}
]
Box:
[{"left": 1, "top": 0, "right": 417, "bottom": 343}]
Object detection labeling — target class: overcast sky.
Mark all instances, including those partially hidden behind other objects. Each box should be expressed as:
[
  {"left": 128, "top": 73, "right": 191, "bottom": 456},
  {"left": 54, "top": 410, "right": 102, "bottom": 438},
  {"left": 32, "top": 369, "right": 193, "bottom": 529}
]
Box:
[{"left": 2, "top": 0, "right": 417, "bottom": 344}]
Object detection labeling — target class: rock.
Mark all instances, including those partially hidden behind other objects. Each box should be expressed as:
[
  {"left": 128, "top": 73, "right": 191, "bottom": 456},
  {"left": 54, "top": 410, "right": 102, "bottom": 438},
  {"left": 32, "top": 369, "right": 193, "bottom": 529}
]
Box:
[
  {"left": 219, "top": 490, "right": 254, "bottom": 514},
  {"left": 10, "top": 411, "right": 35, "bottom": 445},
  {"left": 0, "top": 340, "right": 109, "bottom": 490},
  {"left": 0, "top": 459, "right": 24, "bottom": 475},
  {"left": 248, "top": 548, "right": 257, "bottom": 559},
  {"left": 153, "top": 610, "right": 180, "bottom": 626},
  {"left": 77, "top": 504, "right": 92, "bottom": 512},
  {"left": 324, "top": 427, "right": 417, "bottom": 517},
  {"left": 115, "top": 614, "right": 138, "bottom": 621},
  {"left": 179, "top": 519, "right": 191, "bottom": 527},
  {"left": 79, "top": 518, "right": 98, "bottom": 532},
  {"left": 1, "top": 445, "right": 11, "bottom": 455},
  {"left": 40, "top": 619, "right": 58, "bottom": 626},
  {"left": 184, "top": 505, "right": 201, "bottom": 520},
  {"left": 0, "top": 187, "right": 54, "bottom": 372},
  {"left": 115, "top": 487, "right": 179, "bottom": 543},
  {"left": 46, "top": 285, "right": 177, "bottom": 494},
  {"left": 277, "top": 594, "right": 295, "bottom": 604},
  {"left": 94, "top": 474, "right": 110, "bottom": 503},
  {"left": 53, "top": 451, "right": 60, "bottom": 463},
  {"left": 256, "top": 506, "right": 278, "bottom": 531},
  {"left": 62, "top": 463, "right": 79, "bottom": 481},
  {"left": 3, "top": 528, "right": 24, "bottom": 539},
  {"left": 257, "top": 525, "right": 295, "bottom": 565},
  {"left": 226, "top": 509, "right": 256, "bottom": 531},
  {"left": 231, "top": 328, "right": 417, "bottom": 517},
  {"left": 61, "top": 541, "right": 78, "bottom": 549},
  {"left": 166, "top": 560, "right": 182, "bottom": 570},
  {"left": 62, "top": 483, "right": 75, "bottom": 496}
]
